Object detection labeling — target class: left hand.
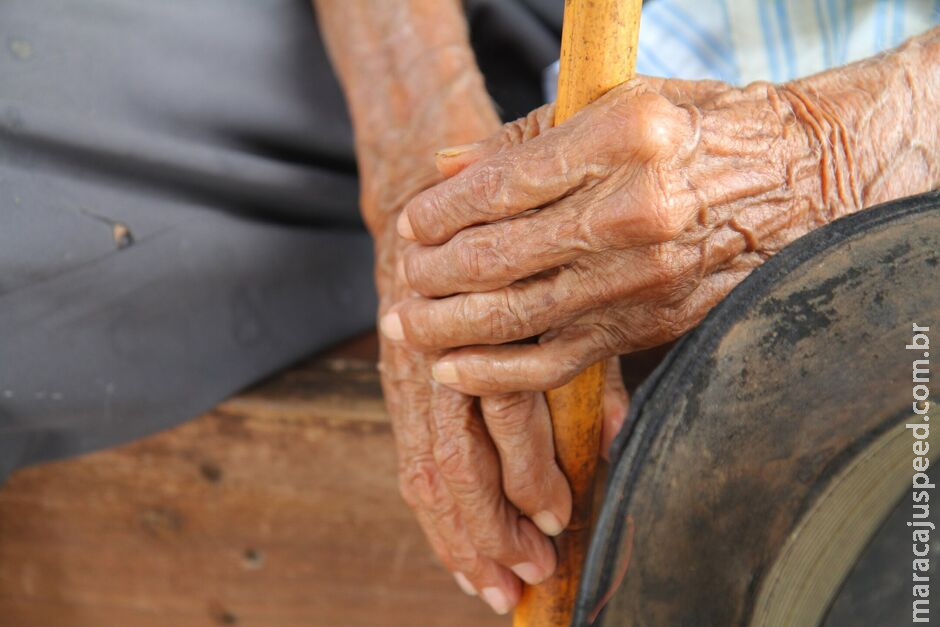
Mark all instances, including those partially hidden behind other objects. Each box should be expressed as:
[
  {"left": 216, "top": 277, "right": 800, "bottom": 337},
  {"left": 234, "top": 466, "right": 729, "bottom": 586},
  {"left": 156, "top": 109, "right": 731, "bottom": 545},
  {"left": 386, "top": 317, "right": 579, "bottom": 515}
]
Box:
[{"left": 381, "top": 76, "right": 862, "bottom": 395}]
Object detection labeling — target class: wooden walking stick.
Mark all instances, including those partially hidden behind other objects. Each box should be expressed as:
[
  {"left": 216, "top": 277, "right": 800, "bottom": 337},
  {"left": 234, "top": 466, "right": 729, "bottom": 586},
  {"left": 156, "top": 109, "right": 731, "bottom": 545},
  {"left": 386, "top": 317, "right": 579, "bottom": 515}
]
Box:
[{"left": 513, "top": 1, "right": 641, "bottom": 625}]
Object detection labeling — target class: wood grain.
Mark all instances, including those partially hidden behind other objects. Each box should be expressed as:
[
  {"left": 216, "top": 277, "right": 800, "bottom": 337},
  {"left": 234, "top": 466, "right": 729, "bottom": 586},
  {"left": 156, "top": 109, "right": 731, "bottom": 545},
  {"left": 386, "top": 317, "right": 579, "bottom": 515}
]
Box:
[
  {"left": 554, "top": 0, "right": 641, "bottom": 123},
  {"left": 0, "top": 334, "right": 506, "bottom": 627},
  {"left": 516, "top": 2, "right": 641, "bottom": 626}
]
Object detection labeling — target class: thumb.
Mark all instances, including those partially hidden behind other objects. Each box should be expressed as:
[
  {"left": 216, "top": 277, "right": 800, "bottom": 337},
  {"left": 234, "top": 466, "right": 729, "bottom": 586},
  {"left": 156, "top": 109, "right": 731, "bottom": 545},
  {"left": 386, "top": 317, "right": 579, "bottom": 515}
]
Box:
[
  {"left": 434, "top": 142, "right": 488, "bottom": 177},
  {"left": 434, "top": 102, "right": 556, "bottom": 178}
]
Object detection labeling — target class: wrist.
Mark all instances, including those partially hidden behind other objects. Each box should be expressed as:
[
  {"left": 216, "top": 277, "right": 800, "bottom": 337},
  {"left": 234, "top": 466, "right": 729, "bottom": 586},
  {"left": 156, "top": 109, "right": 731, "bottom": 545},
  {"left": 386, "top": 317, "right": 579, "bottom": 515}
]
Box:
[
  {"left": 785, "top": 27, "right": 939, "bottom": 213},
  {"left": 314, "top": 0, "right": 500, "bottom": 234},
  {"left": 314, "top": 0, "right": 495, "bottom": 146}
]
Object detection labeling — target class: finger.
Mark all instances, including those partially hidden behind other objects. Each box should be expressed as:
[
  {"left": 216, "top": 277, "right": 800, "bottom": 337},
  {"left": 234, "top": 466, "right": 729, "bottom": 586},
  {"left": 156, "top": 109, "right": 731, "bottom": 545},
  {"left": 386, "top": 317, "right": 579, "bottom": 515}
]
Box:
[
  {"left": 431, "top": 325, "right": 609, "bottom": 395},
  {"left": 400, "top": 84, "right": 692, "bottom": 246},
  {"left": 385, "top": 257, "right": 612, "bottom": 350},
  {"left": 434, "top": 142, "right": 488, "bottom": 178},
  {"left": 399, "top": 109, "right": 587, "bottom": 245},
  {"left": 380, "top": 344, "right": 520, "bottom": 612},
  {"left": 402, "top": 147, "right": 701, "bottom": 298},
  {"left": 398, "top": 138, "right": 503, "bottom": 242},
  {"left": 402, "top": 195, "right": 598, "bottom": 297},
  {"left": 433, "top": 103, "right": 558, "bottom": 181},
  {"left": 479, "top": 392, "right": 572, "bottom": 536},
  {"left": 430, "top": 385, "right": 558, "bottom": 592},
  {"left": 387, "top": 246, "right": 680, "bottom": 351},
  {"left": 418, "top": 501, "right": 522, "bottom": 614},
  {"left": 391, "top": 382, "right": 521, "bottom": 613},
  {"left": 399, "top": 453, "right": 521, "bottom": 613},
  {"left": 399, "top": 104, "right": 556, "bottom": 240},
  {"left": 600, "top": 357, "right": 629, "bottom": 460},
  {"left": 431, "top": 267, "right": 751, "bottom": 396}
]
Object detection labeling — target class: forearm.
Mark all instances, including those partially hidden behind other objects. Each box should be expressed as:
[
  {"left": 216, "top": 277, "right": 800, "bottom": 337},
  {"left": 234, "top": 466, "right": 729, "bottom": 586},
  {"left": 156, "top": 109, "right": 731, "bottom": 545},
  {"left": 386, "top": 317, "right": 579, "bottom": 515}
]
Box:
[
  {"left": 312, "top": 0, "right": 498, "bottom": 236},
  {"left": 785, "top": 26, "right": 939, "bottom": 215},
  {"left": 314, "top": 0, "right": 477, "bottom": 132}
]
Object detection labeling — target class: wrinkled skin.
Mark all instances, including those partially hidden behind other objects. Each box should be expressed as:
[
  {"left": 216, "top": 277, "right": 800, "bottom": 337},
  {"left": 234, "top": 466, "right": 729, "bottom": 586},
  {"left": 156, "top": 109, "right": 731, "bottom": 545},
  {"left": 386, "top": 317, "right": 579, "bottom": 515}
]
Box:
[
  {"left": 373, "top": 121, "right": 631, "bottom": 615},
  {"left": 314, "top": 0, "right": 630, "bottom": 615},
  {"left": 385, "top": 31, "right": 939, "bottom": 399},
  {"left": 371, "top": 103, "right": 631, "bottom": 614},
  {"left": 318, "top": 4, "right": 938, "bottom": 614}
]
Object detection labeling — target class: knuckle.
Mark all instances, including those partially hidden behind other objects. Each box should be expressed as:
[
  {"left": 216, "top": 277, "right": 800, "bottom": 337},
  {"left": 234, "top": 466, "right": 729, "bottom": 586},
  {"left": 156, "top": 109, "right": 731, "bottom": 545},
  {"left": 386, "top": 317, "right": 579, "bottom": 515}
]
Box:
[
  {"left": 651, "top": 299, "right": 695, "bottom": 341},
  {"left": 615, "top": 92, "right": 684, "bottom": 155},
  {"left": 454, "top": 238, "right": 486, "bottom": 282},
  {"left": 646, "top": 245, "right": 698, "bottom": 300},
  {"left": 504, "top": 472, "right": 545, "bottom": 511},
  {"left": 567, "top": 258, "right": 604, "bottom": 299},
  {"left": 593, "top": 323, "right": 629, "bottom": 355},
  {"left": 426, "top": 498, "right": 462, "bottom": 532},
  {"left": 498, "top": 103, "right": 554, "bottom": 149},
  {"left": 398, "top": 456, "right": 441, "bottom": 510},
  {"left": 449, "top": 541, "right": 482, "bottom": 571},
  {"left": 401, "top": 250, "right": 423, "bottom": 287},
  {"left": 643, "top": 194, "right": 687, "bottom": 242},
  {"left": 468, "top": 165, "right": 507, "bottom": 217},
  {"left": 500, "top": 118, "right": 527, "bottom": 146},
  {"left": 554, "top": 354, "right": 585, "bottom": 386},
  {"left": 485, "top": 394, "right": 535, "bottom": 438},
  {"left": 572, "top": 210, "right": 605, "bottom": 251},
  {"left": 526, "top": 353, "right": 574, "bottom": 390},
  {"left": 409, "top": 190, "right": 454, "bottom": 244},
  {"left": 396, "top": 302, "right": 441, "bottom": 351},
  {"left": 454, "top": 231, "right": 512, "bottom": 284},
  {"left": 471, "top": 526, "right": 515, "bottom": 562},
  {"left": 608, "top": 178, "right": 685, "bottom": 244},
  {"left": 656, "top": 308, "right": 687, "bottom": 340},
  {"left": 431, "top": 432, "right": 477, "bottom": 486},
  {"left": 530, "top": 104, "right": 556, "bottom": 138},
  {"left": 490, "top": 290, "right": 530, "bottom": 341},
  {"left": 507, "top": 104, "right": 554, "bottom": 144}
]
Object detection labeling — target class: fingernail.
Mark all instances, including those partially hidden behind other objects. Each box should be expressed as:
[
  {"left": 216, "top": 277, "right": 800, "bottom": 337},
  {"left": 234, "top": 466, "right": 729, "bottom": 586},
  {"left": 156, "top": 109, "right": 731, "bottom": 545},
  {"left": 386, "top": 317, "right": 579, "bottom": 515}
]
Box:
[
  {"left": 511, "top": 562, "right": 545, "bottom": 585},
  {"left": 379, "top": 312, "right": 404, "bottom": 341},
  {"left": 396, "top": 211, "right": 416, "bottom": 240},
  {"left": 481, "top": 587, "right": 512, "bottom": 615},
  {"left": 396, "top": 257, "right": 407, "bottom": 283},
  {"left": 533, "top": 511, "right": 564, "bottom": 537},
  {"left": 432, "top": 361, "right": 459, "bottom": 384},
  {"left": 435, "top": 143, "right": 479, "bottom": 159},
  {"left": 453, "top": 572, "right": 477, "bottom": 596}
]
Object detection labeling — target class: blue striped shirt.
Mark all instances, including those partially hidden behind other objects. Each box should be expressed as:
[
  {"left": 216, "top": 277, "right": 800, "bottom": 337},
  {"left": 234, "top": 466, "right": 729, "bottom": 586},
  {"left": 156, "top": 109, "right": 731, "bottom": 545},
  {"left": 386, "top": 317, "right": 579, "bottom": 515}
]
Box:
[{"left": 545, "top": 0, "right": 938, "bottom": 98}]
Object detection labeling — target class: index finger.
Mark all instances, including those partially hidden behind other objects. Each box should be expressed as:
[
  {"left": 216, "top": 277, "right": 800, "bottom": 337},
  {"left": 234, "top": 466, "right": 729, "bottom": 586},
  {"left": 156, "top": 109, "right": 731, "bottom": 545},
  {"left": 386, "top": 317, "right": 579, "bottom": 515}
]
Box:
[{"left": 399, "top": 122, "right": 583, "bottom": 245}]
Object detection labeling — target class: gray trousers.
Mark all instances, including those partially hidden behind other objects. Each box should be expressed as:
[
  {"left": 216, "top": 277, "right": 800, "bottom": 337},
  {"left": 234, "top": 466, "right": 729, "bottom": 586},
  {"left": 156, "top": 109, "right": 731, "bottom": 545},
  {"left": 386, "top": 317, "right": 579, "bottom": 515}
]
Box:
[{"left": 0, "top": 0, "right": 563, "bottom": 480}]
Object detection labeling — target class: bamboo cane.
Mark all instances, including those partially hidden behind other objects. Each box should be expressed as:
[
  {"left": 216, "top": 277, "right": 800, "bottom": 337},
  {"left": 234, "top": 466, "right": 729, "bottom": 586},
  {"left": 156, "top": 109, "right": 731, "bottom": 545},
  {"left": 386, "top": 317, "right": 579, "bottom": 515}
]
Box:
[{"left": 513, "top": 2, "right": 641, "bottom": 625}]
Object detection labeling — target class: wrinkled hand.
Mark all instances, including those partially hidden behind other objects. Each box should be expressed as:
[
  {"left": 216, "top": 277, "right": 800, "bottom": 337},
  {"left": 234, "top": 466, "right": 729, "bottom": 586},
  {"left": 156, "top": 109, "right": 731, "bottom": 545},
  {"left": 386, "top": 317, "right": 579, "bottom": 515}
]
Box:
[
  {"left": 359, "top": 73, "right": 630, "bottom": 612},
  {"left": 384, "top": 76, "right": 860, "bottom": 395},
  {"left": 373, "top": 173, "right": 629, "bottom": 615}
]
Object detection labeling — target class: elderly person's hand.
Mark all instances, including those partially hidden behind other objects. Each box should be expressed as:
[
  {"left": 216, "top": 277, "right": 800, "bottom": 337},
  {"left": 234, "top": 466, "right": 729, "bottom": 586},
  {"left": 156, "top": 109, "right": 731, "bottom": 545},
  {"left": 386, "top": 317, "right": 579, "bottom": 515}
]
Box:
[
  {"left": 315, "top": 0, "right": 632, "bottom": 614},
  {"left": 384, "top": 29, "right": 938, "bottom": 396}
]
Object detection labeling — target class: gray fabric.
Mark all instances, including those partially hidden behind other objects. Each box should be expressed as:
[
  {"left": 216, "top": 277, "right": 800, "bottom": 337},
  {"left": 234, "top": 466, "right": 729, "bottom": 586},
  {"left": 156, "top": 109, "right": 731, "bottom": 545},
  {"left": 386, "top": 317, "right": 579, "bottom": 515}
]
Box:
[
  {"left": 0, "top": 0, "right": 564, "bottom": 480},
  {"left": 0, "top": 0, "right": 374, "bottom": 478}
]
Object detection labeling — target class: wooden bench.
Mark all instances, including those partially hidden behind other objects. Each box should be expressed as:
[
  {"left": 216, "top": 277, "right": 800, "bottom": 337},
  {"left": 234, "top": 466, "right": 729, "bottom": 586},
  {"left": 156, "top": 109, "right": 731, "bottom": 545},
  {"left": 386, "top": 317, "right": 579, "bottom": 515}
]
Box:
[{"left": 0, "top": 334, "right": 504, "bottom": 626}]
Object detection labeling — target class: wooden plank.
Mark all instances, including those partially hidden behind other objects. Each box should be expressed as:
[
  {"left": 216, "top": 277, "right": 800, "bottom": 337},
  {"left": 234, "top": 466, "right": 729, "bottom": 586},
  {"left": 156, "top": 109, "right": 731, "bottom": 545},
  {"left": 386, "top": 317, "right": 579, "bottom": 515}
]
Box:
[{"left": 0, "top": 334, "right": 505, "bottom": 627}]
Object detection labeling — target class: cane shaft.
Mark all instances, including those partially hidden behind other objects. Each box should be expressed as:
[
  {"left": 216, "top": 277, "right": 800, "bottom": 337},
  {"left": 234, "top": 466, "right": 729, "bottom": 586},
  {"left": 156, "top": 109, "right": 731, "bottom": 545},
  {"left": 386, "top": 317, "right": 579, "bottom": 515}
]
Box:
[{"left": 513, "top": 2, "right": 641, "bottom": 625}]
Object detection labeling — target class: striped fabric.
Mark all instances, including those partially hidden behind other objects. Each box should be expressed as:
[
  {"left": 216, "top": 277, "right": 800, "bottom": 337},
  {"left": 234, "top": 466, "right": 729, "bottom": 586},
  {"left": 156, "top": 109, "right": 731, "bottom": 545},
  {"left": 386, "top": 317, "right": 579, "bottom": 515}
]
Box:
[{"left": 545, "top": 0, "right": 938, "bottom": 97}]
